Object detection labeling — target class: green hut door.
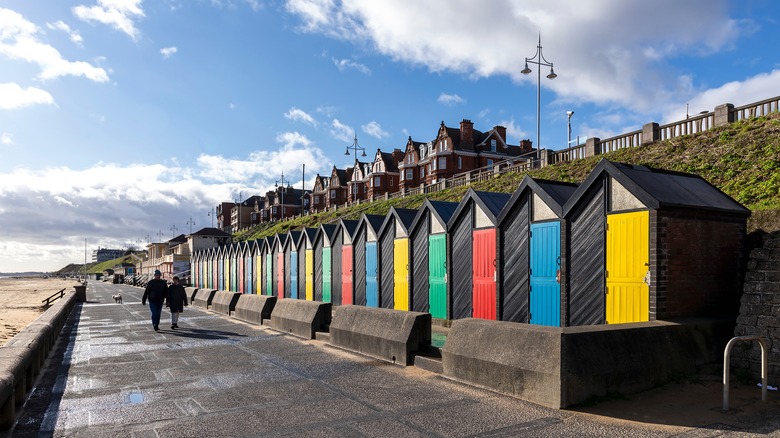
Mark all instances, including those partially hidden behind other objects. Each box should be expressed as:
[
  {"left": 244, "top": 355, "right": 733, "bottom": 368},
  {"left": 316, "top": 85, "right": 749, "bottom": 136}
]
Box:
[{"left": 428, "top": 233, "right": 447, "bottom": 319}]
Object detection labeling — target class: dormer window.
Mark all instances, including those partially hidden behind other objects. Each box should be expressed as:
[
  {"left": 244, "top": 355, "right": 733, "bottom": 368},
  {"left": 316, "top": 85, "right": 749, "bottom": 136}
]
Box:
[{"left": 491, "top": 139, "right": 497, "bottom": 152}]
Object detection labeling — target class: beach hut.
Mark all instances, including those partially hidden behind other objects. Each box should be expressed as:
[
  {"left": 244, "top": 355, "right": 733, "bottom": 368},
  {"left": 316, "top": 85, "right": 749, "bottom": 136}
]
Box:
[
  {"left": 335, "top": 219, "right": 359, "bottom": 305},
  {"left": 352, "top": 214, "right": 386, "bottom": 307},
  {"left": 409, "top": 199, "right": 459, "bottom": 318},
  {"left": 261, "top": 236, "right": 274, "bottom": 296},
  {"left": 377, "top": 207, "right": 418, "bottom": 310},
  {"left": 216, "top": 245, "right": 225, "bottom": 290},
  {"left": 284, "top": 230, "right": 302, "bottom": 299},
  {"left": 275, "top": 234, "right": 288, "bottom": 298},
  {"left": 313, "top": 224, "right": 338, "bottom": 302},
  {"left": 300, "top": 228, "right": 318, "bottom": 300},
  {"left": 497, "top": 176, "right": 578, "bottom": 325},
  {"left": 447, "top": 189, "right": 511, "bottom": 320},
  {"left": 562, "top": 159, "right": 750, "bottom": 326}
]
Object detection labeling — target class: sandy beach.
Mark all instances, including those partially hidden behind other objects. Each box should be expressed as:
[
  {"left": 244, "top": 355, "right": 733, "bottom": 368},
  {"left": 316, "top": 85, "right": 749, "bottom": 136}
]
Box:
[{"left": 0, "top": 277, "right": 80, "bottom": 345}]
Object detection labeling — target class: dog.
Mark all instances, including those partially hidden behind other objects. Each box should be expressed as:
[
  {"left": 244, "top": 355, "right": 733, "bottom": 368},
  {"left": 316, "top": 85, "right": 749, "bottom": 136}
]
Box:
[{"left": 112, "top": 293, "right": 123, "bottom": 304}]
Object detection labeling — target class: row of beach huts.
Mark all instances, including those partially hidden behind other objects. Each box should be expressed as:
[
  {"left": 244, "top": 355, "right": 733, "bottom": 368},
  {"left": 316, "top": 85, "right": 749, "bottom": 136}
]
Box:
[{"left": 191, "top": 159, "right": 751, "bottom": 327}]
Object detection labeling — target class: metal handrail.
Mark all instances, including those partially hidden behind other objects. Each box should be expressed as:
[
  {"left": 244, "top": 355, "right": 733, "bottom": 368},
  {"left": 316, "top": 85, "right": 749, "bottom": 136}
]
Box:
[
  {"left": 41, "top": 288, "right": 66, "bottom": 306},
  {"left": 723, "top": 335, "right": 768, "bottom": 411}
]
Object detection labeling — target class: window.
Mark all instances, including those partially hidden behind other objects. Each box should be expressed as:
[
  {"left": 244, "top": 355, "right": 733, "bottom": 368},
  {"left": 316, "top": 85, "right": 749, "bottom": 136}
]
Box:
[
  {"left": 374, "top": 176, "right": 381, "bottom": 187},
  {"left": 420, "top": 167, "right": 425, "bottom": 178},
  {"left": 330, "top": 189, "right": 336, "bottom": 198},
  {"left": 390, "top": 177, "right": 393, "bottom": 185},
  {"left": 438, "top": 157, "right": 447, "bottom": 170},
  {"left": 486, "top": 159, "right": 494, "bottom": 167},
  {"left": 458, "top": 156, "right": 462, "bottom": 169},
  {"left": 272, "top": 207, "right": 277, "bottom": 214},
  {"left": 432, "top": 159, "right": 437, "bottom": 171},
  {"left": 405, "top": 169, "right": 413, "bottom": 180},
  {"left": 490, "top": 139, "right": 497, "bottom": 152},
  {"left": 314, "top": 195, "right": 320, "bottom": 204}
]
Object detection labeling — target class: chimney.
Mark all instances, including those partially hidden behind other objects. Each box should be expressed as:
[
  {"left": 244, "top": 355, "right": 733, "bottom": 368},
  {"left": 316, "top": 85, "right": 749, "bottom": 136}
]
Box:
[
  {"left": 392, "top": 148, "right": 404, "bottom": 164},
  {"left": 520, "top": 139, "right": 533, "bottom": 153},
  {"left": 460, "top": 119, "right": 474, "bottom": 149},
  {"left": 494, "top": 125, "right": 507, "bottom": 142}
]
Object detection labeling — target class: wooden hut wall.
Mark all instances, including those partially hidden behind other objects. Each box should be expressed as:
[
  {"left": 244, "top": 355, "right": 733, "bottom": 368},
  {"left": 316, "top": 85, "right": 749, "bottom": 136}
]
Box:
[
  {"left": 410, "top": 214, "right": 429, "bottom": 313},
  {"left": 567, "top": 181, "right": 607, "bottom": 326},
  {"left": 379, "top": 222, "right": 395, "bottom": 309},
  {"left": 269, "top": 239, "right": 278, "bottom": 297},
  {"left": 284, "top": 242, "right": 291, "bottom": 298},
  {"left": 353, "top": 226, "right": 367, "bottom": 306},
  {"left": 500, "top": 192, "right": 530, "bottom": 323},
  {"left": 298, "top": 237, "right": 307, "bottom": 299},
  {"left": 331, "top": 229, "right": 343, "bottom": 306},
  {"left": 451, "top": 207, "right": 473, "bottom": 320}
]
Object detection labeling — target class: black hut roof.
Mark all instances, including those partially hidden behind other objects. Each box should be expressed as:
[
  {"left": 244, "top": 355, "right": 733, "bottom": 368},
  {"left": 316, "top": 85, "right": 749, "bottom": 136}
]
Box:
[
  {"left": 410, "top": 199, "right": 459, "bottom": 233},
  {"left": 448, "top": 188, "right": 511, "bottom": 229},
  {"left": 498, "top": 176, "right": 579, "bottom": 222},
  {"left": 379, "top": 207, "right": 417, "bottom": 237},
  {"left": 563, "top": 159, "right": 750, "bottom": 216}
]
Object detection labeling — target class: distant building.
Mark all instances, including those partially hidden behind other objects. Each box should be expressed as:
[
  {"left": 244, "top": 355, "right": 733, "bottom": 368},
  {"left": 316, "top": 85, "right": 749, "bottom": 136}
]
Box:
[{"left": 92, "top": 247, "right": 124, "bottom": 263}]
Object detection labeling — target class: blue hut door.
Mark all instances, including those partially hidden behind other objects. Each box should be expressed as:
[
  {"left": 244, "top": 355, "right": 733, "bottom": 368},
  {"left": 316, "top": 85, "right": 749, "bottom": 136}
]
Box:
[
  {"left": 529, "top": 221, "right": 561, "bottom": 326},
  {"left": 290, "top": 251, "right": 298, "bottom": 299},
  {"left": 365, "top": 242, "right": 379, "bottom": 307}
]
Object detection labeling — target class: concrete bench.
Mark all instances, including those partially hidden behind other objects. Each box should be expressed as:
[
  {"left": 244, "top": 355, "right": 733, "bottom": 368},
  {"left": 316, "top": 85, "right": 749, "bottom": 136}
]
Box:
[
  {"left": 268, "top": 299, "right": 331, "bottom": 339},
  {"left": 210, "top": 291, "right": 241, "bottom": 315},
  {"left": 185, "top": 287, "right": 198, "bottom": 304},
  {"left": 233, "top": 295, "right": 276, "bottom": 325},
  {"left": 441, "top": 317, "right": 734, "bottom": 408},
  {"left": 192, "top": 289, "right": 218, "bottom": 309},
  {"left": 329, "top": 305, "right": 431, "bottom": 366}
]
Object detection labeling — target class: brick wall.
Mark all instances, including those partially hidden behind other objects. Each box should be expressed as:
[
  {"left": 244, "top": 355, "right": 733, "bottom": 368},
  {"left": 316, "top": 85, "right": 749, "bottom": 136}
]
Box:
[
  {"left": 733, "top": 231, "right": 780, "bottom": 381},
  {"left": 654, "top": 209, "right": 746, "bottom": 319}
]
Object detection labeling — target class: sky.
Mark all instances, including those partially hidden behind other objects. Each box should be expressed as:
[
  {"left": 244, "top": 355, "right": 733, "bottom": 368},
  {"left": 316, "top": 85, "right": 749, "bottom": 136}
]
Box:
[{"left": 1, "top": 0, "right": 779, "bottom": 272}]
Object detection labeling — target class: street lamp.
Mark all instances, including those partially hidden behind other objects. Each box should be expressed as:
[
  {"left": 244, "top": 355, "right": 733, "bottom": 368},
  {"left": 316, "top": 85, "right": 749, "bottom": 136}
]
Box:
[
  {"left": 567, "top": 111, "right": 574, "bottom": 146},
  {"left": 521, "top": 35, "right": 557, "bottom": 158},
  {"left": 344, "top": 132, "right": 366, "bottom": 204},
  {"left": 275, "top": 171, "right": 290, "bottom": 221}
]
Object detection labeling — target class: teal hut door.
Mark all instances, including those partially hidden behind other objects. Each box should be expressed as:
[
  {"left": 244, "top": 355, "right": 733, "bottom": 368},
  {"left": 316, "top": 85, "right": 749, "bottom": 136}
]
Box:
[
  {"left": 529, "top": 221, "right": 561, "bottom": 326},
  {"left": 428, "top": 234, "right": 447, "bottom": 319}
]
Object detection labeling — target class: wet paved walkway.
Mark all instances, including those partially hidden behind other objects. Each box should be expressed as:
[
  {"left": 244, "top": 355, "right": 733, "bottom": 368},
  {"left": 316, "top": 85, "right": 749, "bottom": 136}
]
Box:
[{"left": 8, "top": 282, "right": 780, "bottom": 437}]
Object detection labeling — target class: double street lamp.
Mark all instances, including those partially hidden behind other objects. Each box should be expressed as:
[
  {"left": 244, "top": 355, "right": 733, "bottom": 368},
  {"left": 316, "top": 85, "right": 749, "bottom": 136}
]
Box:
[
  {"left": 275, "top": 172, "right": 290, "bottom": 221},
  {"left": 344, "top": 132, "right": 366, "bottom": 204},
  {"left": 521, "top": 35, "right": 557, "bottom": 158}
]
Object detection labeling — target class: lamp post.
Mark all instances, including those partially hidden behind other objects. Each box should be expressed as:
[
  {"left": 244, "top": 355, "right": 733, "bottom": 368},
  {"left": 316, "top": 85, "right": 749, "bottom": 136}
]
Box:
[
  {"left": 207, "top": 207, "right": 215, "bottom": 227},
  {"left": 521, "top": 35, "right": 557, "bottom": 158},
  {"left": 186, "top": 217, "right": 196, "bottom": 234},
  {"left": 275, "top": 171, "right": 290, "bottom": 221},
  {"left": 344, "top": 132, "right": 366, "bottom": 204},
  {"left": 566, "top": 111, "right": 574, "bottom": 146}
]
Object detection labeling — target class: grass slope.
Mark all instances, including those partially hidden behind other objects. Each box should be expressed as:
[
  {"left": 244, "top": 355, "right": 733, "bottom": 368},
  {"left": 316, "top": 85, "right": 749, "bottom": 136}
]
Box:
[{"left": 240, "top": 113, "right": 780, "bottom": 242}]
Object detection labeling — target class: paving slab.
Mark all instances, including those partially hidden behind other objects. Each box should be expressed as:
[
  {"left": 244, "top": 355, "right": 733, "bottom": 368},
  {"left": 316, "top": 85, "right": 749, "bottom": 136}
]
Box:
[{"left": 5, "top": 282, "right": 780, "bottom": 437}]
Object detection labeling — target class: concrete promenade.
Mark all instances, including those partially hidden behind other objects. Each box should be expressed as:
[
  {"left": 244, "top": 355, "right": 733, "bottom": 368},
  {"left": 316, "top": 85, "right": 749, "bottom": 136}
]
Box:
[{"left": 7, "top": 282, "right": 780, "bottom": 437}]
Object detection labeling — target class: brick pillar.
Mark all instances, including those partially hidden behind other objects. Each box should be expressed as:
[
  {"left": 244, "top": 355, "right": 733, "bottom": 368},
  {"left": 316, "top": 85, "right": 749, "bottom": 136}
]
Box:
[
  {"left": 539, "top": 149, "right": 554, "bottom": 167},
  {"left": 585, "top": 137, "right": 601, "bottom": 157},
  {"left": 642, "top": 122, "right": 660, "bottom": 145},
  {"left": 714, "top": 103, "right": 735, "bottom": 127}
]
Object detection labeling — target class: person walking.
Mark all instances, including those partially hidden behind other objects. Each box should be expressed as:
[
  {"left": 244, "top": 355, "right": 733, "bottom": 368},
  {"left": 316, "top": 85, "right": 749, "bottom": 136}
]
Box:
[
  {"left": 167, "top": 276, "right": 188, "bottom": 329},
  {"left": 141, "top": 270, "right": 168, "bottom": 331}
]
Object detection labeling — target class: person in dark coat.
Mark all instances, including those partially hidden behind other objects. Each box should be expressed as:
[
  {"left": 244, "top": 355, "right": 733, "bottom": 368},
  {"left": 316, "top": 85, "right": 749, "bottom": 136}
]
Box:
[
  {"left": 141, "top": 270, "right": 168, "bottom": 331},
  {"left": 166, "top": 276, "right": 188, "bottom": 329}
]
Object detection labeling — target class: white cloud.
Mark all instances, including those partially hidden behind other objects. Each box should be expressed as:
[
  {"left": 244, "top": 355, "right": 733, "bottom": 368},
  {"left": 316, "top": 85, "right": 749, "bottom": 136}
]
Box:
[
  {"left": 438, "top": 92, "right": 464, "bottom": 106},
  {"left": 73, "top": 0, "right": 145, "bottom": 41},
  {"left": 663, "top": 69, "right": 780, "bottom": 123},
  {"left": 332, "top": 57, "right": 371, "bottom": 75},
  {"left": 285, "top": 107, "right": 317, "bottom": 126},
  {"left": 0, "top": 8, "right": 109, "bottom": 82},
  {"left": 284, "top": 0, "right": 747, "bottom": 114},
  {"left": 496, "top": 118, "right": 528, "bottom": 143},
  {"left": 46, "top": 20, "right": 84, "bottom": 45},
  {"left": 0, "top": 82, "right": 55, "bottom": 109},
  {"left": 362, "top": 121, "right": 388, "bottom": 139},
  {"left": 160, "top": 46, "right": 177, "bottom": 58},
  {"left": 330, "top": 118, "right": 354, "bottom": 143},
  {"left": 1, "top": 132, "right": 12, "bottom": 145}
]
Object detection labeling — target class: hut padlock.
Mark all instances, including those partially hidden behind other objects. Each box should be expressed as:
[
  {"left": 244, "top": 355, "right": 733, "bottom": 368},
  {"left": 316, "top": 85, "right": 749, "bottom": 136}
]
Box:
[
  {"left": 644, "top": 271, "right": 651, "bottom": 286},
  {"left": 556, "top": 269, "right": 561, "bottom": 284}
]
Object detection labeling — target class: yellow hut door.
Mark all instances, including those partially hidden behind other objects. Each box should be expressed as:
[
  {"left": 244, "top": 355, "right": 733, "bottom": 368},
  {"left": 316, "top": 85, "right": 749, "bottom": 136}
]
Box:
[
  {"left": 393, "top": 238, "right": 409, "bottom": 311},
  {"left": 606, "top": 211, "right": 649, "bottom": 324}
]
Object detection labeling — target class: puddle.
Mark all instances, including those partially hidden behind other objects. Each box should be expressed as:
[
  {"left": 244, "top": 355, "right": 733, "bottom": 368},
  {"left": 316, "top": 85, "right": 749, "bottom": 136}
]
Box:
[{"left": 126, "top": 391, "right": 144, "bottom": 404}]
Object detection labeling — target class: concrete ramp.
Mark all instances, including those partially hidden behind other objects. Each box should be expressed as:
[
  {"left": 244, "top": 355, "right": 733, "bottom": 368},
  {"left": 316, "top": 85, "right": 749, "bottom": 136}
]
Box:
[
  {"left": 268, "top": 300, "right": 331, "bottom": 339},
  {"left": 329, "top": 305, "right": 431, "bottom": 366},
  {"left": 185, "top": 287, "right": 198, "bottom": 303},
  {"left": 442, "top": 318, "right": 733, "bottom": 408},
  {"left": 210, "top": 291, "right": 241, "bottom": 315},
  {"left": 233, "top": 295, "right": 276, "bottom": 325}
]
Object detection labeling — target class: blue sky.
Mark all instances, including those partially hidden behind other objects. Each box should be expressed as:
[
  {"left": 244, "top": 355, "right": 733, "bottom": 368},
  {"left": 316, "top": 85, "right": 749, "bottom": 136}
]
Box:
[{"left": 1, "top": 0, "right": 779, "bottom": 272}]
